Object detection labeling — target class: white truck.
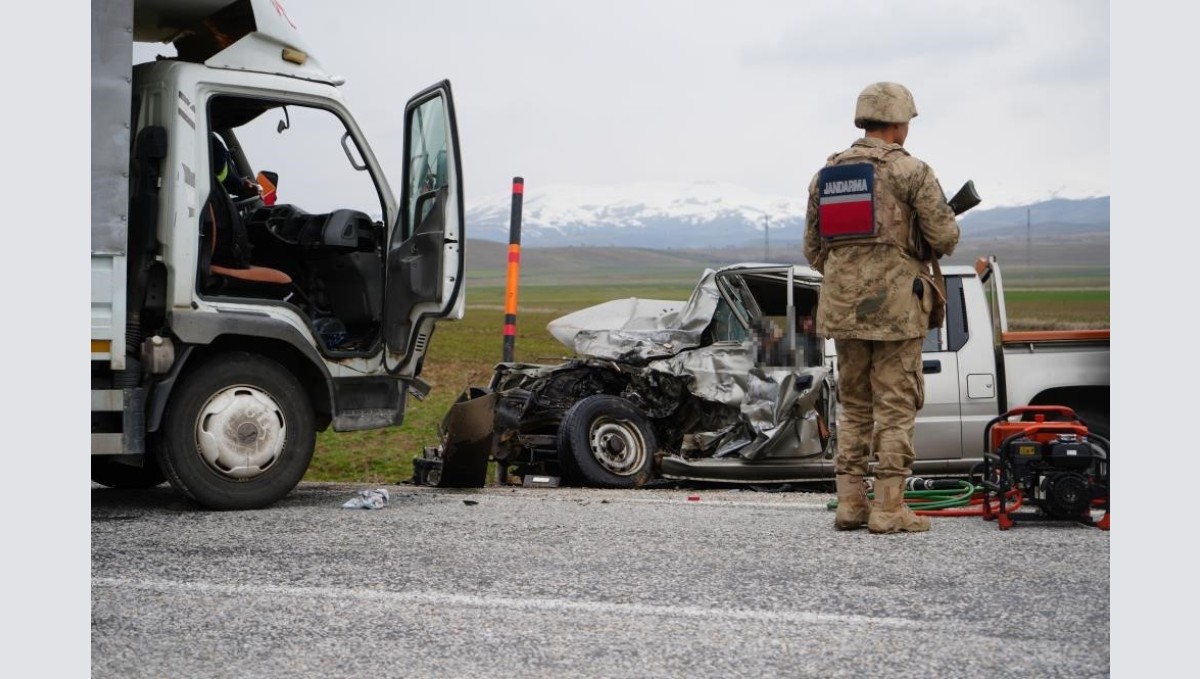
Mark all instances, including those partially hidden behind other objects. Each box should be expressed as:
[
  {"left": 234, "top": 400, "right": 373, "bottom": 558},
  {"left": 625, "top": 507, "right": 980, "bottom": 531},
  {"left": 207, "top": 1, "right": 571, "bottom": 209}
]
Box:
[
  {"left": 419, "top": 256, "right": 1109, "bottom": 488},
  {"left": 92, "top": 0, "right": 465, "bottom": 508}
]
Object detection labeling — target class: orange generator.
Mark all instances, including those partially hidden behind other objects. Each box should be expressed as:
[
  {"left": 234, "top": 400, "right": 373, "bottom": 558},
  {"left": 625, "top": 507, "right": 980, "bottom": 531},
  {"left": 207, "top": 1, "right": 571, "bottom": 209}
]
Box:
[{"left": 979, "top": 406, "right": 1109, "bottom": 530}]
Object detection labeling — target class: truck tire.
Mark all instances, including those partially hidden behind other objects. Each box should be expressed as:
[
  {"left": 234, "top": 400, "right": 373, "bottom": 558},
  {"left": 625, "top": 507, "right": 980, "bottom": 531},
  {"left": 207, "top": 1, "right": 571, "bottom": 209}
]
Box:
[
  {"left": 557, "top": 395, "right": 656, "bottom": 488},
  {"left": 159, "top": 352, "right": 315, "bottom": 510},
  {"left": 91, "top": 455, "right": 167, "bottom": 489}
]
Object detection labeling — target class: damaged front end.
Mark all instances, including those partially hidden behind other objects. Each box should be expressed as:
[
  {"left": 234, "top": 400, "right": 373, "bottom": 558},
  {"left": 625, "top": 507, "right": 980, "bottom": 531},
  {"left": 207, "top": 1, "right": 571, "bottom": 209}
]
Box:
[{"left": 416, "top": 264, "right": 838, "bottom": 488}]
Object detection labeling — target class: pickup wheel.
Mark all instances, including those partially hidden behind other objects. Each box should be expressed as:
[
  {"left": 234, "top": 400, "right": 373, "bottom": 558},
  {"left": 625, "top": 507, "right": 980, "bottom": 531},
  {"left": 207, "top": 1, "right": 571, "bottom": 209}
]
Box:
[
  {"left": 91, "top": 455, "right": 166, "bottom": 489},
  {"left": 558, "top": 395, "right": 656, "bottom": 488},
  {"left": 159, "top": 353, "right": 315, "bottom": 510}
]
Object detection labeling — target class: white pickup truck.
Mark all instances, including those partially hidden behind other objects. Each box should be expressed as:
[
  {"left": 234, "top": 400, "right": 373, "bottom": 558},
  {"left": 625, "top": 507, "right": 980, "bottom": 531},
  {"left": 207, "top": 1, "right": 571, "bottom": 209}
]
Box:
[
  {"left": 906, "top": 255, "right": 1108, "bottom": 476},
  {"left": 419, "top": 255, "right": 1109, "bottom": 487}
]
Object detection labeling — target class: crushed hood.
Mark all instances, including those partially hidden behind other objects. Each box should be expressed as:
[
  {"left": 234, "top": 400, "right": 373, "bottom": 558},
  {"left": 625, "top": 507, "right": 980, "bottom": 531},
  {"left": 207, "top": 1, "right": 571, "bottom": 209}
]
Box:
[{"left": 547, "top": 269, "right": 721, "bottom": 362}]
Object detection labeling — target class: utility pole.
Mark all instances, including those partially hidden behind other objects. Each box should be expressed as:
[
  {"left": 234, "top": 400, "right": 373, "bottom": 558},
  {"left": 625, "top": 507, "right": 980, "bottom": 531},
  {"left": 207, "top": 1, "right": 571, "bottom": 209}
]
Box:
[
  {"left": 1026, "top": 207, "right": 1031, "bottom": 270},
  {"left": 763, "top": 213, "right": 770, "bottom": 261}
]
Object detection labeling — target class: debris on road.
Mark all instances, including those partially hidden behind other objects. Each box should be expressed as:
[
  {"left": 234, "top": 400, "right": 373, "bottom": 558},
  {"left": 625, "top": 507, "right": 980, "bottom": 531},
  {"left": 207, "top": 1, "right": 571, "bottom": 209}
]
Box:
[{"left": 341, "top": 488, "right": 390, "bottom": 509}]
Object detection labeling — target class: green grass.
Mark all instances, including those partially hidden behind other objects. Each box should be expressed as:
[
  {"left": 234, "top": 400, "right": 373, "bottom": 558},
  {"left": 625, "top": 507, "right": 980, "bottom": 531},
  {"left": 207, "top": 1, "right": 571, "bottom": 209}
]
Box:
[
  {"left": 305, "top": 284, "right": 696, "bottom": 484},
  {"left": 1001, "top": 289, "right": 1109, "bottom": 328},
  {"left": 304, "top": 281, "right": 1109, "bottom": 483}
]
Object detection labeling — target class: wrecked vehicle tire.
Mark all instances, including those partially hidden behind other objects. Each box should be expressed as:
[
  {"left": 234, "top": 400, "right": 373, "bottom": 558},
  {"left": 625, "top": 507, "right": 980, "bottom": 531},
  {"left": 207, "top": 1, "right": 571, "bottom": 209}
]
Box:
[{"left": 558, "top": 395, "right": 657, "bottom": 488}]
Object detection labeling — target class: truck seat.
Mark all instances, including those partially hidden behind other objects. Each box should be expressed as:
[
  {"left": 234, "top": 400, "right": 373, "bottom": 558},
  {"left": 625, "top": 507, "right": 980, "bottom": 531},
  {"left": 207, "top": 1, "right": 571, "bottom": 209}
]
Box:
[{"left": 202, "top": 194, "right": 292, "bottom": 292}]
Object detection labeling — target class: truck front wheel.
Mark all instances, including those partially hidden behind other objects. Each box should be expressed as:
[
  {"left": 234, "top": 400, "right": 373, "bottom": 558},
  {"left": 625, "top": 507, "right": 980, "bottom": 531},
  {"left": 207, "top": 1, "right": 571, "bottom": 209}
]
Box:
[
  {"left": 159, "top": 352, "right": 315, "bottom": 510},
  {"left": 91, "top": 455, "right": 166, "bottom": 489}
]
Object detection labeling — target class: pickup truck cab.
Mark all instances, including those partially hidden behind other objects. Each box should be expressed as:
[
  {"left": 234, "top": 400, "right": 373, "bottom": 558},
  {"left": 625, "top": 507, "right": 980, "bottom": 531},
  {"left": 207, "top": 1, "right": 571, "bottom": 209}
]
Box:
[{"left": 911, "top": 255, "right": 1109, "bottom": 478}]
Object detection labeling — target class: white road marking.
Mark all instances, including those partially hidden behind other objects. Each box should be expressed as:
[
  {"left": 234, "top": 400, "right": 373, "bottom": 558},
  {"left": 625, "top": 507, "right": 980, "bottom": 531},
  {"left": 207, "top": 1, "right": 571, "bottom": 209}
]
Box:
[{"left": 94, "top": 576, "right": 923, "bottom": 629}]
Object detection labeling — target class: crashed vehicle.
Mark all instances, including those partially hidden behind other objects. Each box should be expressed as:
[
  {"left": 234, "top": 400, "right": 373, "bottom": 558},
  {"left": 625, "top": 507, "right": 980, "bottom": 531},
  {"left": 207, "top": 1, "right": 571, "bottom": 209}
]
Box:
[{"left": 415, "top": 264, "right": 841, "bottom": 488}]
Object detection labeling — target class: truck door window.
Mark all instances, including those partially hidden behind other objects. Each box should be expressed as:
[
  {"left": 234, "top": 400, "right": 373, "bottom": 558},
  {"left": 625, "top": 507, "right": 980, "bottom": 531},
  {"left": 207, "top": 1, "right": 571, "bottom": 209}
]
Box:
[{"left": 405, "top": 95, "right": 450, "bottom": 239}]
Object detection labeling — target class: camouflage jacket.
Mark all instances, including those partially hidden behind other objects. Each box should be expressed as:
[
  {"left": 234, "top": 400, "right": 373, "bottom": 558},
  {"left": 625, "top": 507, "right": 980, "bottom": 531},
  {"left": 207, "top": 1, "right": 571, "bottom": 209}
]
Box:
[{"left": 803, "top": 137, "right": 960, "bottom": 340}]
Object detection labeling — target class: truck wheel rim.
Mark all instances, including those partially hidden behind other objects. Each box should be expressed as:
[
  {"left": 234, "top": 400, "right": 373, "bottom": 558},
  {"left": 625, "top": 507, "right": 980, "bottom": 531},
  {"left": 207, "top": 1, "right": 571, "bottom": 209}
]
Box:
[
  {"left": 588, "top": 418, "right": 646, "bottom": 476},
  {"left": 195, "top": 385, "right": 287, "bottom": 480}
]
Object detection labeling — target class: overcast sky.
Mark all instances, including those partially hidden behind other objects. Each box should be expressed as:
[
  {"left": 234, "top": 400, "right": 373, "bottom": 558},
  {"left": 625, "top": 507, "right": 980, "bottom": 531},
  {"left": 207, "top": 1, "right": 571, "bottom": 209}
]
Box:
[{"left": 134, "top": 0, "right": 1109, "bottom": 209}]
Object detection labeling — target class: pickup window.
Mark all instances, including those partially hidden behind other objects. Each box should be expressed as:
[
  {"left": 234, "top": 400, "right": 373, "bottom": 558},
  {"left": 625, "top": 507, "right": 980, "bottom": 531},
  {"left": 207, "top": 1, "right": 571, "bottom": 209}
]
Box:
[
  {"left": 924, "top": 275, "right": 970, "bottom": 353},
  {"left": 946, "top": 275, "right": 969, "bottom": 352}
]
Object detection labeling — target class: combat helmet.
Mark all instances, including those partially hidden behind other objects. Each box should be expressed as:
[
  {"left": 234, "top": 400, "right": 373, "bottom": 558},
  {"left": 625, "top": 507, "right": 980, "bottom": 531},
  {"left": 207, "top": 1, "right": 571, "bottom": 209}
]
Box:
[{"left": 854, "top": 82, "right": 918, "bottom": 129}]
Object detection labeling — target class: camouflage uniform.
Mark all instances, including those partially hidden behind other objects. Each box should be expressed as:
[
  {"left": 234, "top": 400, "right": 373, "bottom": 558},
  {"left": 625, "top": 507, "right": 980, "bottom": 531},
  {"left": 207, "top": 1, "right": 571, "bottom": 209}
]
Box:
[
  {"left": 804, "top": 84, "right": 960, "bottom": 532},
  {"left": 804, "top": 136, "right": 960, "bottom": 481}
]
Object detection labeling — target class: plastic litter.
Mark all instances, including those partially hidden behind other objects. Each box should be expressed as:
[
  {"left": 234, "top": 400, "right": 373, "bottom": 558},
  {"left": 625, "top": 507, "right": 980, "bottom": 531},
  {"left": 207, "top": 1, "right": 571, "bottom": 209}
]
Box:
[{"left": 342, "top": 488, "right": 389, "bottom": 509}]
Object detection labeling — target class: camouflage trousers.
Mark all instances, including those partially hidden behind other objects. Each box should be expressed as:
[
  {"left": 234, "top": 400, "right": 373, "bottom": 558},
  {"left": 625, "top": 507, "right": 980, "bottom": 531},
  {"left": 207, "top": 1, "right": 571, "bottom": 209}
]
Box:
[{"left": 833, "top": 337, "right": 925, "bottom": 479}]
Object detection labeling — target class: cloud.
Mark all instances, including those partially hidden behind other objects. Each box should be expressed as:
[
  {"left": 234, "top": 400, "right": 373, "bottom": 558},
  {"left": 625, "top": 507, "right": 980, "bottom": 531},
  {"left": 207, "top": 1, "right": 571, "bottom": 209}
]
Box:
[
  {"left": 126, "top": 0, "right": 1109, "bottom": 208},
  {"left": 742, "top": 3, "right": 1018, "bottom": 68}
]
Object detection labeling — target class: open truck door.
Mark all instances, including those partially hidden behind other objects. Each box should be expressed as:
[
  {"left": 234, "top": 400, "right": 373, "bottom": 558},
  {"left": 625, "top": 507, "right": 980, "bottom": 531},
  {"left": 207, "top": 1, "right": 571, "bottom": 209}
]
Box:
[{"left": 385, "top": 81, "right": 466, "bottom": 378}]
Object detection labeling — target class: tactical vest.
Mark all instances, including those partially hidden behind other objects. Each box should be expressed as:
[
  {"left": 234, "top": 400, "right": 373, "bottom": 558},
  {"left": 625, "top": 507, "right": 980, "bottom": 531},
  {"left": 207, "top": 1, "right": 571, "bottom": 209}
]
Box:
[{"left": 816, "top": 144, "right": 916, "bottom": 256}]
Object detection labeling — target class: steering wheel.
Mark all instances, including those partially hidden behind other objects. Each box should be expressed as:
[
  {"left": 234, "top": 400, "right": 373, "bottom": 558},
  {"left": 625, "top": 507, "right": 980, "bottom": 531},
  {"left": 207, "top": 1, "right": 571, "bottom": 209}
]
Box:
[{"left": 234, "top": 194, "right": 264, "bottom": 211}]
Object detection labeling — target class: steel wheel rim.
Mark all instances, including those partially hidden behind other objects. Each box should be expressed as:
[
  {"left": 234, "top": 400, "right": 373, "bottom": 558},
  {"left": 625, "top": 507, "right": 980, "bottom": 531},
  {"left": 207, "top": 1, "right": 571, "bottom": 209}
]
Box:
[
  {"left": 587, "top": 417, "right": 647, "bottom": 476},
  {"left": 194, "top": 384, "right": 287, "bottom": 480}
]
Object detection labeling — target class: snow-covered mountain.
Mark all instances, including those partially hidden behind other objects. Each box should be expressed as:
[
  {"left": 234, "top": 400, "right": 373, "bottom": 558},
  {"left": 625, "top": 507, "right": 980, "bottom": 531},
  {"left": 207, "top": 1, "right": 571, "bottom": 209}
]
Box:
[
  {"left": 467, "top": 181, "right": 808, "bottom": 249},
  {"left": 465, "top": 181, "right": 1108, "bottom": 248}
]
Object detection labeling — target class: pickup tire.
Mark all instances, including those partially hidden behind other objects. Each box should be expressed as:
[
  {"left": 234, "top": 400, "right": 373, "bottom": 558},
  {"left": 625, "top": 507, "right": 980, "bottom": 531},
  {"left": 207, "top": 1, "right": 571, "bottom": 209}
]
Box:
[
  {"left": 91, "top": 454, "right": 167, "bottom": 489},
  {"left": 558, "top": 395, "right": 656, "bottom": 488},
  {"left": 159, "top": 352, "right": 315, "bottom": 510}
]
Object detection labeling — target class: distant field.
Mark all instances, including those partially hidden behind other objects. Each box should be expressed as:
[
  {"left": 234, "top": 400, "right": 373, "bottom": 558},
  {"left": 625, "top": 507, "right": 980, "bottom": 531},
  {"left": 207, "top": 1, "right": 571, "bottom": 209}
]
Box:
[
  {"left": 305, "top": 279, "right": 1110, "bottom": 484},
  {"left": 1003, "top": 289, "right": 1109, "bottom": 328}
]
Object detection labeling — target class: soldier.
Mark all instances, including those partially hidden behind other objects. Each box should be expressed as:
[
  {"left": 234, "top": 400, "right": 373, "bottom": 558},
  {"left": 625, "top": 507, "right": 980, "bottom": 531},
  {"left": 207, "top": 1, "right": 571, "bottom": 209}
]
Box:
[{"left": 803, "top": 82, "right": 960, "bottom": 533}]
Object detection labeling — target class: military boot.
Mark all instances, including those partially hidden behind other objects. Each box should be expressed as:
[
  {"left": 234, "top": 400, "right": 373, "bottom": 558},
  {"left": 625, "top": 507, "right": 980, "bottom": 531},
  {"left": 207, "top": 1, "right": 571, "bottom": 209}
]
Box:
[
  {"left": 834, "top": 475, "right": 871, "bottom": 530},
  {"left": 867, "top": 476, "right": 930, "bottom": 534}
]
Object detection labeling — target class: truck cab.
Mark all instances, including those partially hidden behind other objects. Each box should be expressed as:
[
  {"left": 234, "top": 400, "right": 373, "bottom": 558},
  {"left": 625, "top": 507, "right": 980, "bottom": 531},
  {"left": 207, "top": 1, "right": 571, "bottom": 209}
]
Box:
[{"left": 92, "top": 0, "right": 465, "bottom": 508}]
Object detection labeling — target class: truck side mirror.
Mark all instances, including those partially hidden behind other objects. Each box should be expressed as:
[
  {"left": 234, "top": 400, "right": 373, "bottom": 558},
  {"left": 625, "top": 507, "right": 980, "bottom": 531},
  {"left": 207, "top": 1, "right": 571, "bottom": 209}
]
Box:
[{"left": 256, "top": 171, "right": 279, "bottom": 206}]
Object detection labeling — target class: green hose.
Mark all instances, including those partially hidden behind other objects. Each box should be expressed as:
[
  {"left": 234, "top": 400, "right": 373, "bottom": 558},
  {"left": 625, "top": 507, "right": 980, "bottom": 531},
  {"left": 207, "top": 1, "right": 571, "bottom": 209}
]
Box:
[{"left": 826, "top": 480, "right": 980, "bottom": 511}]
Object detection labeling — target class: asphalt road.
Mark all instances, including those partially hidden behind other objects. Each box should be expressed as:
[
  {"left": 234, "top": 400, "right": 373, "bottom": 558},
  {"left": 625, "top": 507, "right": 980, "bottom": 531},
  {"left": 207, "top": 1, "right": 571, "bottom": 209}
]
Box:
[{"left": 91, "top": 482, "right": 1110, "bottom": 678}]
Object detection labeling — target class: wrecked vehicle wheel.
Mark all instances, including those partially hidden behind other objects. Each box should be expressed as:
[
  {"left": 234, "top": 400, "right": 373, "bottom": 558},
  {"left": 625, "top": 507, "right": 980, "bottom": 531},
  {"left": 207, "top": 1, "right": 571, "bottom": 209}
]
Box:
[{"left": 558, "top": 395, "right": 656, "bottom": 488}]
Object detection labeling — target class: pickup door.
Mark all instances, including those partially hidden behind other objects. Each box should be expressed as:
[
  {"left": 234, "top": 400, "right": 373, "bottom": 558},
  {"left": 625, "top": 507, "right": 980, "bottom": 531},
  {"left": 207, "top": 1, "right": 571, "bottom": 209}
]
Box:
[{"left": 913, "top": 274, "right": 970, "bottom": 473}]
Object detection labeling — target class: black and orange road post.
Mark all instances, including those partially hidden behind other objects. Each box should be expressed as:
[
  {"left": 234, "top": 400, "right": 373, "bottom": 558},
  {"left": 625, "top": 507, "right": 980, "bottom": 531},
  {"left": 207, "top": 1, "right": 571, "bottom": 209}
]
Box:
[{"left": 502, "top": 177, "right": 524, "bottom": 363}]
